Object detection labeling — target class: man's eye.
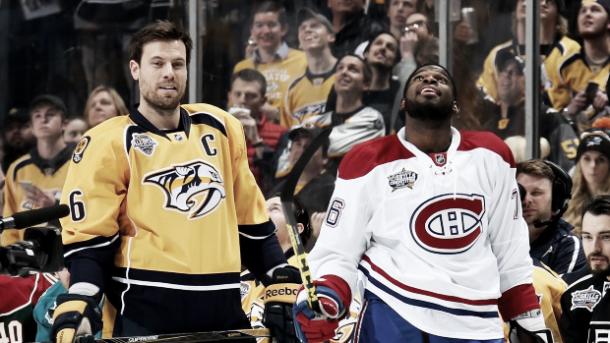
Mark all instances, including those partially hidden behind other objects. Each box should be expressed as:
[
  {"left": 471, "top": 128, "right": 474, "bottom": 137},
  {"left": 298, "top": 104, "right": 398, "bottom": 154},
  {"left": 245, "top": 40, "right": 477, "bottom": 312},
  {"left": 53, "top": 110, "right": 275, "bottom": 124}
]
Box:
[{"left": 414, "top": 75, "right": 424, "bottom": 81}]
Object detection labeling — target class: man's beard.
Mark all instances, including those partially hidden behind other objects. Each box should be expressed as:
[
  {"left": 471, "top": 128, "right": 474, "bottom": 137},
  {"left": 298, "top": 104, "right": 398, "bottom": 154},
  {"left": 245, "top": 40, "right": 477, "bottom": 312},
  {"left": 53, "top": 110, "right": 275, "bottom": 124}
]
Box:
[
  {"left": 404, "top": 97, "right": 453, "bottom": 122},
  {"left": 579, "top": 27, "right": 606, "bottom": 40},
  {"left": 143, "top": 89, "right": 183, "bottom": 111},
  {"left": 588, "top": 254, "right": 610, "bottom": 276}
]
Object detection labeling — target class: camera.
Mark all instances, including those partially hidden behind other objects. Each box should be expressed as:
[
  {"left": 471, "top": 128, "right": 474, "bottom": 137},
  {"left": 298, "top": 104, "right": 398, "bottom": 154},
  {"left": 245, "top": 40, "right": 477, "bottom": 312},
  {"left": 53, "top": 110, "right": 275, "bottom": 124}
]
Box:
[{"left": 0, "top": 227, "right": 64, "bottom": 276}]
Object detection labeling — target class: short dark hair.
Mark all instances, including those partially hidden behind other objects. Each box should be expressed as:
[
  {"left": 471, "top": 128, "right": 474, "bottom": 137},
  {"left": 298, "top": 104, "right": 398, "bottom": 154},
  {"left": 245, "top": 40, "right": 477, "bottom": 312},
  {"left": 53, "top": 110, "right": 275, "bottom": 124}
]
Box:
[
  {"left": 364, "top": 31, "right": 402, "bottom": 65},
  {"left": 583, "top": 195, "right": 610, "bottom": 218},
  {"left": 403, "top": 63, "right": 457, "bottom": 99},
  {"left": 230, "top": 69, "right": 267, "bottom": 96},
  {"left": 129, "top": 20, "right": 193, "bottom": 64},
  {"left": 337, "top": 54, "right": 373, "bottom": 85},
  {"left": 252, "top": 1, "right": 288, "bottom": 27},
  {"left": 516, "top": 159, "right": 555, "bottom": 182}
]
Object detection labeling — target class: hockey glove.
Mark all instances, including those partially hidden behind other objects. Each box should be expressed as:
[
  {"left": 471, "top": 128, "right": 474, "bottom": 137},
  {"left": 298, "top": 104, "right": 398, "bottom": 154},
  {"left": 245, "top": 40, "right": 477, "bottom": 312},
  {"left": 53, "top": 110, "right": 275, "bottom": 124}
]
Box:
[
  {"left": 292, "top": 275, "right": 351, "bottom": 343},
  {"left": 263, "top": 265, "right": 302, "bottom": 342},
  {"left": 51, "top": 293, "right": 102, "bottom": 343},
  {"left": 509, "top": 309, "right": 554, "bottom": 343}
]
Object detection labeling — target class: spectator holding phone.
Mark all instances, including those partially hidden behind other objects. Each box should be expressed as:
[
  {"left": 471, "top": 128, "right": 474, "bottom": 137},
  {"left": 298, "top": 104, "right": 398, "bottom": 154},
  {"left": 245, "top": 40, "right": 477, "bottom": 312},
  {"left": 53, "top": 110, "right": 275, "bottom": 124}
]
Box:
[{"left": 548, "top": 0, "right": 610, "bottom": 130}]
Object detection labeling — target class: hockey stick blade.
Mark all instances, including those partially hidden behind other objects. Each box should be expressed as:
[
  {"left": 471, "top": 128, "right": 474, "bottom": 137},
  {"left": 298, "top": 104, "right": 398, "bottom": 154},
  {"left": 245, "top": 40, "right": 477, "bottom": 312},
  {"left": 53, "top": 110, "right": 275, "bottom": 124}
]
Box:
[
  {"left": 74, "top": 328, "right": 270, "bottom": 343},
  {"left": 280, "top": 127, "right": 332, "bottom": 313}
]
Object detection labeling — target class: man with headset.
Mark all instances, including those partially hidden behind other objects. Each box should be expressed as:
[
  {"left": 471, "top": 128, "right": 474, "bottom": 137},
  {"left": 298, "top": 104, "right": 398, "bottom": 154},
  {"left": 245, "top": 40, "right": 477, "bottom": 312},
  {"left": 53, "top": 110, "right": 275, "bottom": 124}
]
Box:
[{"left": 517, "top": 159, "right": 586, "bottom": 275}]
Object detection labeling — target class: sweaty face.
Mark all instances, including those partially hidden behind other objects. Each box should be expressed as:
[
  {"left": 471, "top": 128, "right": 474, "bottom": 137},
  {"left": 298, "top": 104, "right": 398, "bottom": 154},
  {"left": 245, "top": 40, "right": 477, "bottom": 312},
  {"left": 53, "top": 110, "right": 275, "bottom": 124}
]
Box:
[
  {"left": 579, "top": 150, "right": 610, "bottom": 187},
  {"left": 517, "top": 173, "right": 553, "bottom": 227},
  {"left": 387, "top": 0, "right": 417, "bottom": 29},
  {"left": 298, "top": 18, "right": 334, "bottom": 51},
  {"left": 130, "top": 40, "right": 188, "bottom": 112},
  {"left": 403, "top": 65, "right": 455, "bottom": 121},
  {"left": 578, "top": 1, "right": 610, "bottom": 38},
  {"left": 334, "top": 55, "right": 369, "bottom": 95},
  {"left": 87, "top": 91, "right": 119, "bottom": 127},
  {"left": 581, "top": 213, "right": 610, "bottom": 275},
  {"left": 365, "top": 33, "right": 399, "bottom": 68},
  {"left": 251, "top": 12, "right": 286, "bottom": 51}
]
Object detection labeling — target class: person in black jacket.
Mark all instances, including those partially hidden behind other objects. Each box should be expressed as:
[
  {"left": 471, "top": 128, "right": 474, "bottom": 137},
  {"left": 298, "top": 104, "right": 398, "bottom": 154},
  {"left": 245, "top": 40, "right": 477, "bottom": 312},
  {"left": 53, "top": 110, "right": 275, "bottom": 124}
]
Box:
[
  {"left": 516, "top": 159, "right": 587, "bottom": 275},
  {"left": 560, "top": 195, "right": 610, "bottom": 343}
]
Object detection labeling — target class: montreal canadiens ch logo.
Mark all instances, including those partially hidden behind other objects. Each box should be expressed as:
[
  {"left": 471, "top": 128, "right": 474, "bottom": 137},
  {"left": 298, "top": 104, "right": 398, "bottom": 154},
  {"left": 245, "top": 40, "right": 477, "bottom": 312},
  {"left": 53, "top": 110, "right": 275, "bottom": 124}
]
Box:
[{"left": 410, "top": 193, "right": 486, "bottom": 254}]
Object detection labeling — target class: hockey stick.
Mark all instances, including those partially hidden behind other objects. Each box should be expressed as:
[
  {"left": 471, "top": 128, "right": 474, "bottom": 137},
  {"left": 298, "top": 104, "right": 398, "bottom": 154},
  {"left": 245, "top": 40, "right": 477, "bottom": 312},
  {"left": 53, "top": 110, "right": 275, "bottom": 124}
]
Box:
[
  {"left": 280, "top": 127, "right": 332, "bottom": 313},
  {"left": 74, "top": 328, "right": 270, "bottom": 343}
]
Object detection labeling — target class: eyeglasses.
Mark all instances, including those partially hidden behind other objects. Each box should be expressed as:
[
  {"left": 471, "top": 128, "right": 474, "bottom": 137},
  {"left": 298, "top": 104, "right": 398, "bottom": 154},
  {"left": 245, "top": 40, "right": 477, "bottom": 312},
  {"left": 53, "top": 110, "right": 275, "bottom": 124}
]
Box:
[{"left": 403, "top": 20, "right": 426, "bottom": 33}]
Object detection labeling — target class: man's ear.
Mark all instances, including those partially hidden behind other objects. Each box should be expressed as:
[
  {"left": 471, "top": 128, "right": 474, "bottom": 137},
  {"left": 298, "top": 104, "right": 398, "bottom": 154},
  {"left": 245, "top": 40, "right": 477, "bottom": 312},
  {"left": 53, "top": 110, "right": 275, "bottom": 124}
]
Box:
[
  {"left": 296, "top": 223, "right": 305, "bottom": 235},
  {"left": 129, "top": 60, "right": 140, "bottom": 81},
  {"left": 452, "top": 101, "right": 460, "bottom": 114},
  {"left": 400, "top": 98, "right": 407, "bottom": 111}
]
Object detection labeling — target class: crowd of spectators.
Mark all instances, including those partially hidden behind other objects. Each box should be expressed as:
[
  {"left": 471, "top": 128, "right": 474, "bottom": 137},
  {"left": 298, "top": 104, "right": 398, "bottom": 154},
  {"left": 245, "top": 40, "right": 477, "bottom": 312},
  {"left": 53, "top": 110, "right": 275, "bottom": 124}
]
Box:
[{"left": 1, "top": 0, "right": 610, "bottom": 341}]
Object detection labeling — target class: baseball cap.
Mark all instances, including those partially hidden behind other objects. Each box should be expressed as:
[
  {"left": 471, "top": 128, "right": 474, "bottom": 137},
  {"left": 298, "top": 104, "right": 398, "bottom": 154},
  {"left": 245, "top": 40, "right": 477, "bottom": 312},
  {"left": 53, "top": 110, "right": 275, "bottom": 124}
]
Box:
[
  {"left": 576, "top": 129, "right": 610, "bottom": 161},
  {"left": 29, "top": 94, "right": 67, "bottom": 115},
  {"left": 4, "top": 107, "right": 30, "bottom": 126},
  {"left": 297, "top": 8, "right": 333, "bottom": 33},
  {"left": 495, "top": 49, "right": 524, "bottom": 74}
]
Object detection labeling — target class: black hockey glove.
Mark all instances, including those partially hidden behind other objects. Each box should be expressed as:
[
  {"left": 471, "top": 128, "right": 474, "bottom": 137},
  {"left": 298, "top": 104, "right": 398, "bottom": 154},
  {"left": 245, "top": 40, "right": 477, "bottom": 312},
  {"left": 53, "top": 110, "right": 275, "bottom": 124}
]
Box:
[
  {"left": 263, "top": 265, "right": 302, "bottom": 343},
  {"left": 51, "top": 293, "right": 102, "bottom": 343},
  {"left": 508, "top": 309, "right": 554, "bottom": 343}
]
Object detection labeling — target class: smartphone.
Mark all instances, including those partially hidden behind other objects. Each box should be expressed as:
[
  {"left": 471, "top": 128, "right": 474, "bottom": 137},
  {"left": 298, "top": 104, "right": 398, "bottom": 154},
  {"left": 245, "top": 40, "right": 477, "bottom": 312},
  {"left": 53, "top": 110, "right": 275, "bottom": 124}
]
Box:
[{"left": 585, "top": 82, "right": 599, "bottom": 105}]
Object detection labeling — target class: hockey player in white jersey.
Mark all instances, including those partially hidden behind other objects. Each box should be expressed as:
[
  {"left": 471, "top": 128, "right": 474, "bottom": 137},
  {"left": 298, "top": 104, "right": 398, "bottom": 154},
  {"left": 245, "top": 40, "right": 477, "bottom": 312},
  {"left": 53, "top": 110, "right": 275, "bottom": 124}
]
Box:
[{"left": 293, "top": 64, "right": 554, "bottom": 342}]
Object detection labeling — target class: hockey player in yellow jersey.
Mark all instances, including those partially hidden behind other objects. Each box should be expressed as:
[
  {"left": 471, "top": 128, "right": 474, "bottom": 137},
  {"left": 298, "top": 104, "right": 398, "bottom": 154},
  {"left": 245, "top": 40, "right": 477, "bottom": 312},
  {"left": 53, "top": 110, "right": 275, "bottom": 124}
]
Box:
[{"left": 50, "top": 20, "right": 298, "bottom": 342}]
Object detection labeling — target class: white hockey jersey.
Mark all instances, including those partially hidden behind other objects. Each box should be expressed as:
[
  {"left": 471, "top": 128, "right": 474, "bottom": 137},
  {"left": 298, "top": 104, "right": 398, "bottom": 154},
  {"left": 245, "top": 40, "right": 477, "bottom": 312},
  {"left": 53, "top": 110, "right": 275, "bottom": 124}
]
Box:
[{"left": 308, "top": 127, "right": 535, "bottom": 340}]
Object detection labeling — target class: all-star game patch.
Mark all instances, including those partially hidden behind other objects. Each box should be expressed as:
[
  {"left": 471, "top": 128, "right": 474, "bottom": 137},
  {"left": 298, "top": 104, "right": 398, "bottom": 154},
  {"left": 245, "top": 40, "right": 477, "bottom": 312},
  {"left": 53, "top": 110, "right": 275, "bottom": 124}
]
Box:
[
  {"left": 132, "top": 133, "right": 158, "bottom": 156},
  {"left": 388, "top": 168, "right": 418, "bottom": 191},
  {"left": 571, "top": 285, "right": 602, "bottom": 312},
  {"left": 72, "top": 136, "right": 91, "bottom": 163}
]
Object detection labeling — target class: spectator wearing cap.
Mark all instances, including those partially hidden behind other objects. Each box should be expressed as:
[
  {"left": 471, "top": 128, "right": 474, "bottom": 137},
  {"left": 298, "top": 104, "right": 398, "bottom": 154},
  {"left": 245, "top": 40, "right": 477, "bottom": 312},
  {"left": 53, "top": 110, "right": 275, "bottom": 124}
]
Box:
[
  {"left": 1, "top": 95, "right": 74, "bottom": 246},
  {"left": 2, "top": 108, "right": 35, "bottom": 172},
  {"left": 282, "top": 8, "right": 337, "bottom": 128},
  {"left": 227, "top": 69, "right": 287, "bottom": 195},
  {"left": 549, "top": 0, "right": 610, "bottom": 126},
  {"left": 362, "top": 31, "right": 402, "bottom": 134},
  {"left": 564, "top": 128, "right": 610, "bottom": 234},
  {"left": 234, "top": 1, "right": 307, "bottom": 127},
  {"left": 480, "top": 50, "right": 526, "bottom": 138},
  {"left": 478, "top": 0, "right": 580, "bottom": 106}
]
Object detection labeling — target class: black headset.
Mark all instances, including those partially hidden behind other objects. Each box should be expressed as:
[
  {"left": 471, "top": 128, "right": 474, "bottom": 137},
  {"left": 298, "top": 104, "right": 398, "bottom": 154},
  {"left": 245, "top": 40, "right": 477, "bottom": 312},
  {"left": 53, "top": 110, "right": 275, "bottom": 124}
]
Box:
[{"left": 543, "top": 160, "right": 572, "bottom": 217}]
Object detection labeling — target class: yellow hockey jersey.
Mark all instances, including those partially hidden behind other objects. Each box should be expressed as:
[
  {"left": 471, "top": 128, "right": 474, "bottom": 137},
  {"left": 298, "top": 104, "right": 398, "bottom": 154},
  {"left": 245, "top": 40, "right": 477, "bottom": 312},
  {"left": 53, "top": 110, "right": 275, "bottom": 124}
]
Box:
[
  {"left": 547, "top": 49, "right": 610, "bottom": 109},
  {"left": 477, "top": 36, "right": 580, "bottom": 104},
  {"left": 282, "top": 69, "right": 336, "bottom": 128},
  {"left": 234, "top": 47, "right": 307, "bottom": 127},
  {"left": 60, "top": 104, "right": 287, "bottom": 333},
  {"left": 1, "top": 145, "right": 73, "bottom": 246}
]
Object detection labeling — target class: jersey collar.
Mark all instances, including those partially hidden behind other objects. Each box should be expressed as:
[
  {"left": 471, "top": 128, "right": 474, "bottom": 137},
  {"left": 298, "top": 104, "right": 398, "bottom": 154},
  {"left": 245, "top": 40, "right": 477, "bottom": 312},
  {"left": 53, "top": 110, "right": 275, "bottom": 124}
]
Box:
[{"left": 129, "top": 106, "right": 192, "bottom": 139}]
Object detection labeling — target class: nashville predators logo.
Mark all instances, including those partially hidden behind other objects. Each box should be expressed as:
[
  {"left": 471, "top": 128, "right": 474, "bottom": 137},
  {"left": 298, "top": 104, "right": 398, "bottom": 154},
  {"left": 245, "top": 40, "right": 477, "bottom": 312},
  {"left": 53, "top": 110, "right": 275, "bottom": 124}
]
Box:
[{"left": 144, "top": 160, "right": 226, "bottom": 219}]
